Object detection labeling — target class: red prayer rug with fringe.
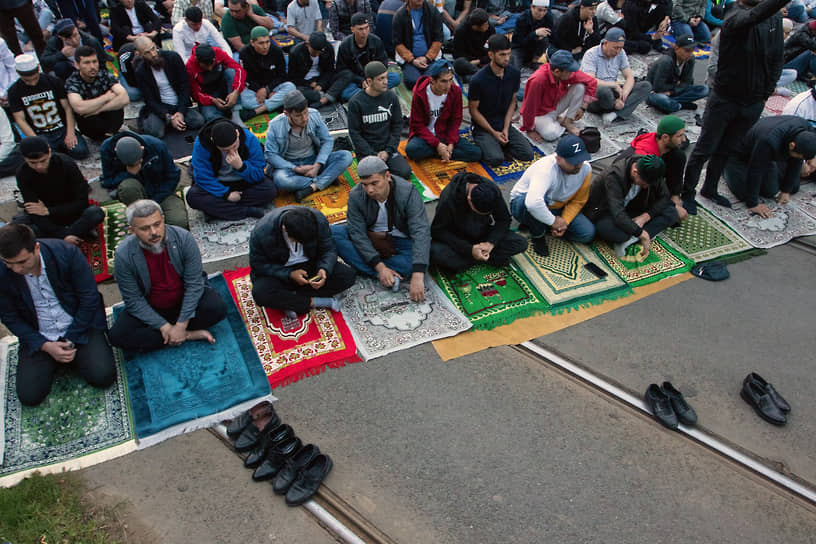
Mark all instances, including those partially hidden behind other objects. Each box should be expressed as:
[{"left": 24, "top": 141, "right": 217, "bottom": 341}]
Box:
[{"left": 223, "top": 267, "right": 359, "bottom": 388}]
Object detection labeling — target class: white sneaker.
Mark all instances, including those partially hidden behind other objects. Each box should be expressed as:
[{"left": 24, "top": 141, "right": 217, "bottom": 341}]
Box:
[
  {"left": 602, "top": 111, "right": 618, "bottom": 126},
  {"left": 614, "top": 236, "right": 638, "bottom": 257}
]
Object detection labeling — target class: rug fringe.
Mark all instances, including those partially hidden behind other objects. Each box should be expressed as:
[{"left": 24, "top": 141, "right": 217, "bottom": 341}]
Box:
[
  {"left": 713, "top": 248, "right": 767, "bottom": 265},
  {"left": 270, "top": 357, "right": 362, "bottom": 389},
  {"left": 468, "top": 304, "right": 550, "bottom": 331},
  {"left": 548, "top": 286, "right": 635, "bottom": 315}
]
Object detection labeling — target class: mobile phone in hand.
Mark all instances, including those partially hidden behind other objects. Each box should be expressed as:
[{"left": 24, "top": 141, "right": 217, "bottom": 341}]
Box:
[{"left": 309, "top": 275, "right": 321, "bottom": 283}]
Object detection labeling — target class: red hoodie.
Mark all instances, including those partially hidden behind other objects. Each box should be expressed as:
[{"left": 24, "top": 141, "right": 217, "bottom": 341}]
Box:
[
  {"left": 630, "top": 132, "right": 660, "bottom": 155},
  {"left": 520, "top": 64, "right": 597, "bottom": 132},
  {"left": 408, "top": 75, "right": 463, "bottom": 148},
  {"left": 185, "top": 44, "right": 247, "bottom": 106}
]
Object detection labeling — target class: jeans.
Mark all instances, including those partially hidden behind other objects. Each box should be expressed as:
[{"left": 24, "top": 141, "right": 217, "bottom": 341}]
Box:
[
  {"left": 139, "top": 108, "right": 205, "bottom": 139},
  {"left": 272, "top": 151, "right": 354, "bottom": 191},
  {"left": 116, "top": 178, "right": 189, "bottom": 229},
  {"left": 341, "top": 72, "right": 401, "bottom": 101},
  {"left": 671, "top": 20, "right": 712, "bottom": 43},
  {"left": 510, "top": 195, "right": 596, "bottom": 243},
  {"left": 186, "top": 176, "right": 278, "bottom": 220},
  {"left": 646, "top": 85, "right": 709, "bottom": 113},
  {"left": 588, "top": 80, "right": 653, "bottom": 120},
  {"left": 240, "top": 81, "right": 297, "bottom": 112},
  {"left": 403, "top": 136, "right": 482, "bottom": 162},
  {"left": 119, "top": 75, "right": 142, "bottom": 102},
  {"left": 41, "top": 128, "right": 90, "bottom": 160},
  {"left": 494, "top": 12, "right": 520, "bottom": 35},
  {"left": 783, "top": 50, "right": 816, "bottom": 80},
  {"left": 331, "top": 223, "right": 415, "bottom": 278},
  {"left": 200, "top": 68, "right": 236, "bottom": 121}
]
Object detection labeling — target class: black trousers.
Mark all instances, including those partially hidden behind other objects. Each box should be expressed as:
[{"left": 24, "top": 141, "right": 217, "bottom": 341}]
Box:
[
  {"left": 0, "top": 3, "right": 45, "bottom": 55},
  {"left": 251, "top": 261, "right": 357, "bottom": 314},
  {"left": 13, "top": 206, "right": 105, "bottom": 239},
  {"left": 681, "top": 90, "right": 764, "bottom": 201},
  {"left": 108, "top": 286, "right": 228, "bottom": 352},
  {"left": 75, "top": 109, "right": 125, "bottom": 141},
  {"left": 430, "top": 231, "right": 529, "bottom": 272},
  {"left": 17, "top": 328, "right": 117, "bottom": 406},
  {"left": 593, "top": 204, "right": 679, "bottom": 244}
]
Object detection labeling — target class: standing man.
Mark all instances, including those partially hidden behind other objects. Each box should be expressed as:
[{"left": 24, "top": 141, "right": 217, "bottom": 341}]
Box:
[
  {"left": 645, "top": 33, "right": 709, "bottom": 113},
  {"left": 100, "top": 133, "right": 189, "bottom": 229},
  {"left": 585, "top": 154, "right": 676, "bottom": 257},
  {"left": 186, "top": 44, "right": 247, "bottom": 122},
  {"left": 0, "top": 223, "right": 116, "bottom": 406},
  {"left": 520, "top": 49, "right": 597, "bottom": 143},
  {"left": 288, "top": 31, "right": 343, "bottom": 106},
  {"left": 331, "top": 156, "right": 431, "bottom": 302},
  {"left": 347, "top": 61, "right": 412, "bottom": 180},
  {"left": 249, "top": 206, "right": 357, "bottom": 316},
  {"left": 172, "top": 6, "right": 232, "bottom": 62},
  {"left": 222, "top": 0, "right": 278, "bottom": 52},
  {"left": 41, "top": 18, "right": 108, "bottom": 81},
  {"left": 469, "top": 34, "right": 534, "bottom": 167},
  {"left": 65, "top": 46, "right": 130, "bottom": 141},
  {"left": 286, "top": 0, "right": 324, "bottom": 42},
  {"left": 550, "top": 0, "right": 600, "bottom": 60},
  {"left": 0, "top": 0, "right": 46, "bottom": 56},
  {"left": 8, "top": 54, "right": 89, "bottom": 159},
  {"left": 511, "top": 0, "right": 554, "bottom": 68},
  {"left": 109, "top": 200, "right": 228, "bottom": 352},
  {"left": 580, "top": 27, "right": 652, "bottom": 125},
  {"left": 264, "top": 90, "right": 354, "bottom": 201},
  {"left": 680, "top": 0, "right": 787, "bottom": 214},
  {"left": 509, "top": 134, "right": 595, "bottom": 256},
  {"left": 393, "top": 0, "right": 444, "bottom": 89},
  {"left": 335, "top": 13, "right": 399, "bottom": 102},
  {"left": 14, "top": 136, "right": 104, "bottom": 245},
  {"left": 187, "top": 119, "right": 278, "bottom": 220},
  {"left": 239, "top": 26, "right": 297, "bottom": 121},
  {"left": 405, "top": 60, "right": 482, "bottom": 162},
  {"left": 134, "top": 37, "right": 204, "bottom": 139},
  {"left": 431, "top": 171, "right": 528, "bottom": 271}
]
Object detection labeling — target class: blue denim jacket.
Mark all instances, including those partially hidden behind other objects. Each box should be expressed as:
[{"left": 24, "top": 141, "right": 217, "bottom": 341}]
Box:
[{"left": 263, "top": 109, "right": 334, "bottom": 172}]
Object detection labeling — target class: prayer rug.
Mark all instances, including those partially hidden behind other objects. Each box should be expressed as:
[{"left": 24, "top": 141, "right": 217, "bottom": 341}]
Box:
[
  {"left": 271, "top": 33, "right": 295, "bottom": 49},
  {"left": 185, "top": 187, "right": 264, "bottom": 263},
  {"left": 340, "top": 276, "right": 472, "bottom": 361},
  {"left": 790, "top": 182, "right": 816, "bottom": 220},
  {"left": 119, "top": 274, "right": 273, "bottom": 448},
  {"left": 698, "top": 185, "right": 816, "bottom": 249},
  {"left": 480, "top": 145, "right": 545, "bottom": 185},
  {"left": 273, "top": 163, "right": 357, "bottom": 224},
  {"left": 101, "top": 200, "right": 128, "bottom": 273},
  {"left": 661, "top": 34, "right": 710, "bottom": 59},
  {"left": 512, "top": 235, "right": 632, "bottom": 311},
  {"left": 397, "top": 140, "right": 493, "bottom": 199},
  {"left": 0, "top": 337, "right": 136, "bottom": 487},
  {"left": 658, "top": 207, "right": 755, "bottom": 263},
  {"left": 223, "top": 267, "right": 360, "bottom": 388},
  {"left": 764, "top": 95, "right": 791, "bottom": 116},
  {"left": 593, "top": 238, "right": 693, "bottom": 287},
  {"left": 319, "top": 102, "right": 349, "bottom": 132},
  {"left": 78, "top": 219, "right": 112, "bottom": 283},
  {"left": 433, "top": 263, "right": 548, "bottom": 330},
  {"left": 0, "top": 175, "right": 15, "bottom": 203},
  {"left": 244, "top": 112, "right": 279, "bottom": 144}
]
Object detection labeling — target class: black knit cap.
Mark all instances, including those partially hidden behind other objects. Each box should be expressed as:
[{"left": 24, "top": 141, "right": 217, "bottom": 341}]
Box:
[
  {"left": 211, "top": 121, "right": 238, "bottom": 148},
  {"left": 469, "top": 180, "right": 501, "bottom": 214}
]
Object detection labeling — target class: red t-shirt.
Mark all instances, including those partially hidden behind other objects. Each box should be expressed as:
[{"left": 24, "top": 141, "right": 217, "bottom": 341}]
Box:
[
  {"left": 630, "top": 132, "right": 660, "bottom": 156},
  {"left": 143, "top": 248, "right": 185, "bottom": 310}
]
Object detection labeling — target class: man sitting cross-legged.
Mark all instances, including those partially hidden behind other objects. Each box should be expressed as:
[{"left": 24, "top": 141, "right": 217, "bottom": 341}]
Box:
[
  {"left": 0, "top": 223, "right": 116, "bottom": 406},
  {"left": 405, "top": 60, "right": 482, "bottom": 163},
  {"left": 509, "top": 134, "right": 596, "bottom": 256},
  {"left": 264, "top": 90, "right": 353, "bottom": 202},
  {"left": 584, "top": 154, "right": 677, "bottom": 257},
  {"left": 249, "top": 206, "right": 357, "bottom": 318},
  {"left": 431, "top": 171, "right": 528, "bottom": 272},
  {"left": 109, "top": 199, "right": 228, "bottom": 352},
  {"left": 331, "top": 156, "right": 430, "bottom": 303}
]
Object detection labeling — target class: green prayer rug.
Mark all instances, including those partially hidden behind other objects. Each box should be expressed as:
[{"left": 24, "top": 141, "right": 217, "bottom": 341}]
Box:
[
  {"left": 433, "top": 263, "right": 548, "bottom": 330},
  {"left": 593, "top": 238, "right": 693, "bottom": 287},
  {"left": 0, "top": 338, "right": 135, "bottom": 486},
  {"left": 658, "top": 207, "right": 754, "bottom": 263},
  {"left": 512, "top": 236, "right": 632, "bottom": 312}
]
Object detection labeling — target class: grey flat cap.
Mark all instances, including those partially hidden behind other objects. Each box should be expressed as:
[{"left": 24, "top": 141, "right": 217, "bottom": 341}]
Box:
[{"left": 356, "top": 156, "right": 389, "bottom": 177}]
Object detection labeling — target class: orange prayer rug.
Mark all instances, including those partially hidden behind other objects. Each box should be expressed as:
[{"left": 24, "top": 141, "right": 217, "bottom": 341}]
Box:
[{"left": 397, "top": 140, "right": 493, "bottom": 198}]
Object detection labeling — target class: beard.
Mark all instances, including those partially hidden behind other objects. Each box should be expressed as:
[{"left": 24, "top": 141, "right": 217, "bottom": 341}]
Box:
[
  {"left": 138, "top": 237, "right": 166, "bottom": 254},
  {"left": 148, "top": 55, "right": 165, "bottom": 70}
]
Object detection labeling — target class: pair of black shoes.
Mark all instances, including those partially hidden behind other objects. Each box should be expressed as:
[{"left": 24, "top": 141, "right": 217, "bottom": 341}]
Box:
[
  {"left": 741, "top": 372, "right": 791, "bottom": 426},
  {"left": 228, "top": 401, "right": 280, "bottom": 452},
  {"left": 644, "top": 382, "right": 698, "bottom": 430}
]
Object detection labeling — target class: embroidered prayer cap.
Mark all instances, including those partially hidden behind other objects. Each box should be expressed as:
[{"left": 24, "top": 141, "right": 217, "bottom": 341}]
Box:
[
  {"left": 604, "top": 27, "right": 625, "bottom": 43},
  {"left": 308, "top": 31, "right": 329, "bottom": 50},
  {"left": 794, "top": 130, "right": 816, "bottom": 160},
  {"left": 14, "top": 54, "right": 39, "bottom": 74},
  {"left": 20, "top": 136, "right": 50, "bottom": 157},
  {"left": 636, "top": 155, "right": 667, "bottom": 186},
  {"left": 657, "top": 115, "right": 685, "bottom": 136},
  {"left": 250, "top": 26, "right": 269, "bottom": 40},
  {"left": 364, "top": 61, "right": 388, "bottom": 79},
  {"left": 357, "top": 156, "right": 389, "bottom": 177},
  {"left": 531, "top": 0, "right": 548, "bottom": 6},
  {"left": 115, "top": 136, "right": 144, "bottom": 165},
  {"left": 548, "top": 49, "right": 579, "bottom": 72},
  {"left": 556, "top": 134, "right": 591, "bottom": 165}
]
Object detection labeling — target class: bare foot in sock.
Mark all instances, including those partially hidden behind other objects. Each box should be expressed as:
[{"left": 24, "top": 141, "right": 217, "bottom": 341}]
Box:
[{"left": 186, "top": 330, "right": 216, "bottom": 344}]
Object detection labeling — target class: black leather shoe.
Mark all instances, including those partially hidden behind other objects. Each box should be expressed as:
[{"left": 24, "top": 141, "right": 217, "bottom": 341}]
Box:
[
  {"left": 273, "top": 444, "right": 321, "bottom": 495},
  {"left": 244, "top": 424, "right": 295, "bottom": 468},
  {"left": 741, "top": 379, "right": 787, "bottom": 426},
  {"left": 745, "top": 373, "right": 790, "bottom": 412},
  {"left": 644, "top": 383, "right": 678, "bottom": 429},
  {"left": 234, "top": 407, "right": 280, "bottom": 452},
  {"left": 661, "top": 382, "right": 697, "bottom": 426},
  {"left": 226, "top": 400, "right": 272, "bottom": 439},
  {"left": 285, "top": 454, "right": 333, "bottom": 506},
  {"left": 252, "top": 437, "right": 302, "bottom": 481}
]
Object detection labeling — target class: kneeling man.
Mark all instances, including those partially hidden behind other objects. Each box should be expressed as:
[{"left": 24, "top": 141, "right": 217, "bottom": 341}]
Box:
[
  {"left": 331, "top": 156, "right": 430, "bottom": 302},
  {"left": 109, "top": 200, "right": 228, "bottom": 352},
  {"left": 249, "top": 206, "right": 357, "bottom": 316},
  {"left": 431, "top": 172, "right": 527, "bottom": 271}
]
